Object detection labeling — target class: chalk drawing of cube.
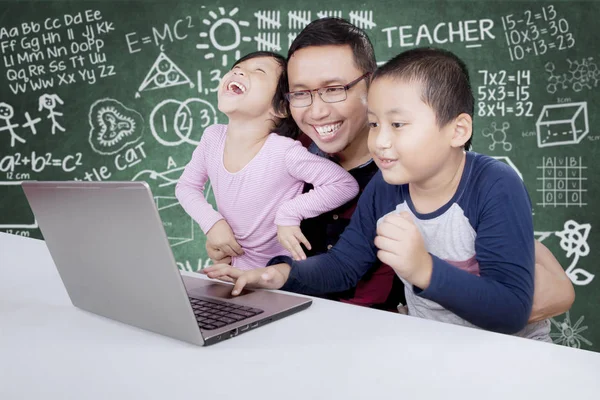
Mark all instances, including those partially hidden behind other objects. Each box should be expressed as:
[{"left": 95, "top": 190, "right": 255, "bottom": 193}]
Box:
[{"left": 536, "top": 102, "right": 588, "bottom": 148}]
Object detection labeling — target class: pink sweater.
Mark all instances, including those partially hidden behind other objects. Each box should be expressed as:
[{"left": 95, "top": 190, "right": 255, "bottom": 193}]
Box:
[{"left": 175, "top": 124, "right": 359, "bottom": 269}]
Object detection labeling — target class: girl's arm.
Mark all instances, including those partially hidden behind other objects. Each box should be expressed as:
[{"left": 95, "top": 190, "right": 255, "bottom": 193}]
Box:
[
  {"left": 175, "top": 126, "right": 224, "bottom": 234},
  {"left": 275, "top": 141, "right": 359, "bottom": 226}
]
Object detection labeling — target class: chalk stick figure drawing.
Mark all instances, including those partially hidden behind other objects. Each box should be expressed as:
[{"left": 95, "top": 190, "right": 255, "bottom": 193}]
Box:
[
  {"left": 38, "top": 94, "right": 65, "bottom": 134},
  {"left": 0, "top": 102, "right": 25, "bottom": 147}
]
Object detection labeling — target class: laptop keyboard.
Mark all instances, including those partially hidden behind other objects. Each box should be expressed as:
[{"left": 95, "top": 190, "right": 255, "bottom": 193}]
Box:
[{"left": 189, "top": 297, "right": 264, "bottom": 330}]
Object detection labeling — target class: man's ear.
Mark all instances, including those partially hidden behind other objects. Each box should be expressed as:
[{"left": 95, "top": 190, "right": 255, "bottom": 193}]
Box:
[{"left": 450, "top": 113, "right": 472, "bottom": 148}]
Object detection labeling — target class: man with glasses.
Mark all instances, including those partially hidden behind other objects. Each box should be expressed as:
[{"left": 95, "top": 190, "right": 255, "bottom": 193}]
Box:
[
  {"left": 206, "top": 18, "right": 574, "bottom": 319},
  {"left": 209, "top": 17, "right": 403, "bottom": 309},
  {"left": 280, "top": 21, "right": 403, "bottom": 309}
]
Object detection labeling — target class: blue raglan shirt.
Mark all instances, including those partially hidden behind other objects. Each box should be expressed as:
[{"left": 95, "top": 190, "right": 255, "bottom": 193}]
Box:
[{"left": 276, "top": 152, "right": 539, "bottom": 335}]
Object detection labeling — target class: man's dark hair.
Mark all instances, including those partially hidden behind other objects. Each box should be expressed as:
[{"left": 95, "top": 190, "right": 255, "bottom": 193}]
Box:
[
  {"left": 372, "top": 48, "right": 474, "bottom": 150},
  {"left": 232, "top": 51, "right": 299, "bottom": 139},
  {"left": 288, "top": 18, "right": 377, "bottom": 78}
]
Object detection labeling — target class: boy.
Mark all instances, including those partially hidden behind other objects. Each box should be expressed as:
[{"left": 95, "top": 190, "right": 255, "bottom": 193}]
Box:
[{"left": 205, "top": 47, "right": 554, "bottom": 339}]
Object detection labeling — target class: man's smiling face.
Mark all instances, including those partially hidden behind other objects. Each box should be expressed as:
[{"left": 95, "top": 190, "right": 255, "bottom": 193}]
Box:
[{"left": 287, "top": 45, "right": 370, "bottom": 155}]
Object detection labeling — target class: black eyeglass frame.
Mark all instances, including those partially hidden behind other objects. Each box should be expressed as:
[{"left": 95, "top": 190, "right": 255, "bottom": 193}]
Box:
[{"left": 284, "top": 72, "right": 371, "bottom": 108}]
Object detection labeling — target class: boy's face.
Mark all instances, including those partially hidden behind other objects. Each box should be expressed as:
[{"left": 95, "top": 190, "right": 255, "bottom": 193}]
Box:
[
  {"left": 218, "top": 56, "right": 282, "bottom": 119},
  {"left": 287, "top": 45, "right": 369, "bottom": 155},
  {"left": 367, "top": 77, "right": 456, "bottom": 185}
]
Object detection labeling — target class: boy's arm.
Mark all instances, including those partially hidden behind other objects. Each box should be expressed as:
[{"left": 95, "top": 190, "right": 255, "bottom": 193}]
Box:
[
  {"left": 274, "top": 141, "right": 359, "bottom": 227},
  {"left": 416, "top": 172, "right": 536, "bottom": 334},
  {"left": 272, "top": 176, "right": 380, "bottom": 295},
  {"left": 175, "top": 126, "right": 224, "bottom": 234},
  {"left": 529, "top": 240, "right": 575, "bottom": 322}
]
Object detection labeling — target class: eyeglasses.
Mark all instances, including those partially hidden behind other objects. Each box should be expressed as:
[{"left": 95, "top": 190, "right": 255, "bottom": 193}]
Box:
[{"left": 285, "top": 72, "right": 371, "bottom": 108}]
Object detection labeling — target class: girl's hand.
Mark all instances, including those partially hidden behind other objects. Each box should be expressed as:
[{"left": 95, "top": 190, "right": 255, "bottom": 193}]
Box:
[
  {"left": 277, "top": 225, "right": 311, "bottom": 261},
  {"left": 206, "top": 220, "right": 244, "bottom": 258}
]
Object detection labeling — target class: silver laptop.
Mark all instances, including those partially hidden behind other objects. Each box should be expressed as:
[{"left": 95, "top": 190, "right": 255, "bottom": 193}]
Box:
[{"left": 21, "top": 181, "right": 312, "bottom": 346}]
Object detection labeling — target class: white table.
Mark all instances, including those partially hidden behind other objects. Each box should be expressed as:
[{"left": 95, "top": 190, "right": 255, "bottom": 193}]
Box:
[{"left": 1, "top": 232, "right": 599, "bottom": 400}]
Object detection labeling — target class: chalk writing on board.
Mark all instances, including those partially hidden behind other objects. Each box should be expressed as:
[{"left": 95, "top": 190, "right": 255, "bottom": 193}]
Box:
[
  {"left": 288, "top": 11, "right": 311, "bottom": 30},
  {"left": 550, "top": 311, "right": 592, "bottom": 348},
  {"left": 546, "top": 57, "right": 600, "bottom": 94},
  {"left": 88, "top": 98, "right": 144, "bottom": 155},
  {"left": 477, "top": 70, "right": 533, "bottom": 118},
  {"left": 136, "top": 51, "right": 194, "bottom": 98},
  {"left": 254, "top": 11, "right": 281, "bottom": 51},
  {"left": 255, "top": 10, "right": 281, "bottom": 29},
  {"left": 21, "top": 112, "right": 42, "bottom": 136},
  {"left": 536, "top": 102, "right": 588, "bottom": 147},
  {"left": 197, "top": 68, "right": 223, "bottom": 96},
  {"left": 348, "top": 11, "right": 376, "bottom": 30},
  {"left": 537, "top": 156, "right": 587, "bottom": 207},
  {"left": 150, "top": 98, "right": 217, "bottom": 147},
  {"left": 482, "top": 121, "right": 512, "bottom": 152},
  {"left": 255, "top": 32, "right": 281, "bottom": 52},
  {"left": 124, "top": 16, "right": 195, "bottom": 54},
  {"left": 317, "top": 10, "right": 342, "bottom": 19},
  {"left": 196, "top": 7, "right": 251, "bottom": 67},
  {"left": 381, "top": 19, "right": 495, "bottom": 49},
  {"left": 74, "top": 142, "right": 147, "bottom": 181},
  {"left": 500, "top": 5, "right": 575, "bottom": 61},
  {"left": 1, "top": 151, "right": 83, "bottom": 174},
  {"left": 2, "top": 10, "right": 117, "bottom": 95},
  {"left": 555, "top": 220, "right": 594, "bottom": 285}
]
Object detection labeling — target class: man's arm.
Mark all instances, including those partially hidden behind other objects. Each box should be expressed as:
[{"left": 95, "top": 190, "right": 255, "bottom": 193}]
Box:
[
  {"left": 530, "top": 240, "right": 575, "bottom": 322},
  {"left": 278, "top": 175, "right": 382, "bottom": 295}
]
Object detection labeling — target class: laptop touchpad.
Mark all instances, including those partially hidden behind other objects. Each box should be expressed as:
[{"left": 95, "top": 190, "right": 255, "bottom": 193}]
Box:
[{"left": 189, "top": 282, "right": 253, "bottom": 299}]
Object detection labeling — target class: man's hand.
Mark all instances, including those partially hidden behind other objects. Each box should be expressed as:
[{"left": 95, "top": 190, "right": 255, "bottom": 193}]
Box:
[
  {"left": 374, "top": 211, "right": 433, "bottom": 289},
  {"left": 277, "top": 225, "right": 311, "bottom": 260},
  {"left": 206, "top": 219, "right": 244, "bottom": 260},
  {"left": 202, "top": 263, "right": 291, "bottom": 295}
]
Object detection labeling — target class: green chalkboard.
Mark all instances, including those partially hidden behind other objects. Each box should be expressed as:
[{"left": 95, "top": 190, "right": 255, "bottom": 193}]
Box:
[{"left": 1, "top": 0, "right": 598, "bottom": 352}]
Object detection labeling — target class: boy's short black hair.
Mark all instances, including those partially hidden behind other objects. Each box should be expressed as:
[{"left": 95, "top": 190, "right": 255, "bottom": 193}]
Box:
[
  {"left": 287, "top": 18, "right": 377, "bottom": 78},
  {"left": 372, "top": 48, "right": 474, "bottom": 150},
  {"left": 232, "top": 51, "right": 299, "bottom": 139}
]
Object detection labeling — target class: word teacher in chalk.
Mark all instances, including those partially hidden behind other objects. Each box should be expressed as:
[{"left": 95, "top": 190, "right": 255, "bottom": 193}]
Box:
[{"left": 382, "top": 19, "right": 494, "bottom": 48}]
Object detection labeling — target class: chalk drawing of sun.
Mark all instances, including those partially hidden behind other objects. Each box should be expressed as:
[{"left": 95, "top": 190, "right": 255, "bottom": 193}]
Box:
[{"left": 196, "top": 7, "right": 251, "bottom": 67}]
